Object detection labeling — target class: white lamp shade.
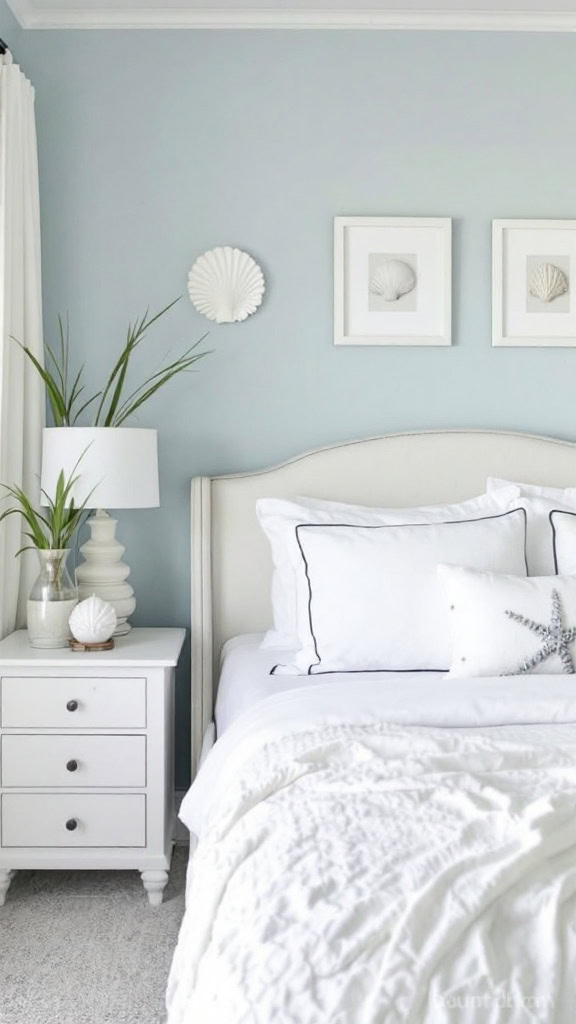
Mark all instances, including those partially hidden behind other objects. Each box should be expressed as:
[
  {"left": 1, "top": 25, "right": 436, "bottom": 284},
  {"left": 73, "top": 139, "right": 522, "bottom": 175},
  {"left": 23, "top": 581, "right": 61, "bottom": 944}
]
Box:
[{"left": 41, "top": 428, "right": 160, "bottom": 509}]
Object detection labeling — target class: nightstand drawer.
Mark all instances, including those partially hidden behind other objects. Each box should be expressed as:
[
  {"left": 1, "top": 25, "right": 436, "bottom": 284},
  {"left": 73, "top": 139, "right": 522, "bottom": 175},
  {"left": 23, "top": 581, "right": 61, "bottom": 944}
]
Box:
[
  {"left": 1, "top": 794, "right": 146, "bottom": 847},
  {"left": 1, "top": 735, "right": 146, "bottom": 788},
  {"left": 1, "top": 677, "right": 146, "bottom": 728}
]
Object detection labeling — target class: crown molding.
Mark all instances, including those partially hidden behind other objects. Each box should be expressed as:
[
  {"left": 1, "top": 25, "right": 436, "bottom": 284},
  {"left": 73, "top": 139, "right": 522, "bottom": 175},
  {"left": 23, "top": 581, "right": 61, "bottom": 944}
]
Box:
[{"left": 6, "top": 3, "right": 576, "bottom": 32}]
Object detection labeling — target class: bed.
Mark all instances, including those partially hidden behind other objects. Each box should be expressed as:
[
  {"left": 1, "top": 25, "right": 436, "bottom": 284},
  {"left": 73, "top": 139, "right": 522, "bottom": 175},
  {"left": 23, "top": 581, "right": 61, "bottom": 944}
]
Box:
[{"left": 168, "top": 429, "right": 576, "bottom": 1024}]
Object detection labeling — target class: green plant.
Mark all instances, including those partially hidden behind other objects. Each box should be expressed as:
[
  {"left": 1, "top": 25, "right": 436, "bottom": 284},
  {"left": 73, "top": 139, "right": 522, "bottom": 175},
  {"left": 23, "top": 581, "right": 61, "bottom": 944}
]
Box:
[
  {"left": 14, "top": 315, "right": 102, "bottom": 427},
  {"left": 0, "top": 458, "right": 95, "bottom": 555},
  {"left": 14, "top": 298, "right": 209, "bottom": 428}
]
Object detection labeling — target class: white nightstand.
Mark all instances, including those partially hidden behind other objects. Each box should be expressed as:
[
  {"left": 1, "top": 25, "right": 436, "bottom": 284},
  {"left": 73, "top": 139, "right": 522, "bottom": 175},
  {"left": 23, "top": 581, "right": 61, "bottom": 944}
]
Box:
[{"left": 0, "top": 627, "right": 185, "bottom": 907}]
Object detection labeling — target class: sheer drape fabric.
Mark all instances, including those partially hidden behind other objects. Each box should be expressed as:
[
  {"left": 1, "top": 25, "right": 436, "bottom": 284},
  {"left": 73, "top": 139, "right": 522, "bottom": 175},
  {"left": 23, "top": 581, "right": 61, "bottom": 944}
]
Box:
[{"left": 0, "top": 54, "right": 44, "bottom": 638}]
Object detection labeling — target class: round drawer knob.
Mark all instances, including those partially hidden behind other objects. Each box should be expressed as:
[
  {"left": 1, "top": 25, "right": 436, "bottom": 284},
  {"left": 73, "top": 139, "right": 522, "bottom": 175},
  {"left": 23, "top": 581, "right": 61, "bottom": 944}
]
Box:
[
  {"left": 66, "top": 759, "right": 78, "bottom": 773},
  {"left": 65, "top": 818, "right": 78, "bottom": 832},
  {"left": 66, "top": 699, "right": 78, "bottom": 712}
]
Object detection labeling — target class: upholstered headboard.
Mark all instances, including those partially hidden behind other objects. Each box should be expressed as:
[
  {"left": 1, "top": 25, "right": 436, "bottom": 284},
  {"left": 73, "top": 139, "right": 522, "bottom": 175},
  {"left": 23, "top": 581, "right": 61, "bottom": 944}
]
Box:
[{"left": 190, "top": 428, "right": 576, "bottom": 772}]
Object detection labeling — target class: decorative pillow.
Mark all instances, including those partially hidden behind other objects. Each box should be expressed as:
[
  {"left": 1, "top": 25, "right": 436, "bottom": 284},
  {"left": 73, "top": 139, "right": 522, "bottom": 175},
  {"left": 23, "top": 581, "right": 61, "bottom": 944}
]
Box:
[
  {"left": 550, "top": 510, "right": 576, "bottom": 575},
  {"left": 258, "top": 488, "right": 520, "bottom": 650},
  {"left": 487, "top": 477, "right": 576, "bottom": 575},
  {"left": 272, "top": 508, "right": 527, "bottom": 675},
  {"left": 438, "top": 563, "right": 576, "bottom": 678}
]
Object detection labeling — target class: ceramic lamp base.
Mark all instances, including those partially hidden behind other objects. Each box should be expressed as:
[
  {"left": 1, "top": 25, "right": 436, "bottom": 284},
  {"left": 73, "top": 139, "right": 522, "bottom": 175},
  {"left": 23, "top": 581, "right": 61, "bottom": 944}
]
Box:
[{"left": 75, "top": 510, "right": 136, "bottom": 636}]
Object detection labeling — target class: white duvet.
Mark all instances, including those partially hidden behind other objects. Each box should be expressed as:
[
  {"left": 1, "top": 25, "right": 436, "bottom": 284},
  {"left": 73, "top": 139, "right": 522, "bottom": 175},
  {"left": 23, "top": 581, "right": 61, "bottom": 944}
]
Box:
[{"left": 168, "top": 676, "right": 576, "bottom": 1024}]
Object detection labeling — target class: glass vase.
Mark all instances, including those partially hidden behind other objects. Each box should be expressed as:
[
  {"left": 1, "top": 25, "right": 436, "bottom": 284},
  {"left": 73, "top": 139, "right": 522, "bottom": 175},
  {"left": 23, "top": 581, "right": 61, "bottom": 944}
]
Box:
[{"left": 27, "top": 549, "right": 78, "bottom": 649}]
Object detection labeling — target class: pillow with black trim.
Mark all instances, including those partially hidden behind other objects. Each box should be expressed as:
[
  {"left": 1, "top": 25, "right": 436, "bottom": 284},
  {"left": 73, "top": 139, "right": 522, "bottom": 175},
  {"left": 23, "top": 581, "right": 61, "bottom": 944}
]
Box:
[
  {"left": 487, "top": 477, "right": 576, "bottom": 575},
  {"left": 551, "top": 509, "right": 576, "bottom": 576},
  {"left": 439, "top": 563, "right": 576, "bottom": 678},
  {"left": 258, "top": 487, "right": 520, "bottom": 652},
  {"left": 273, "top": 508, "right": 527, "bottom": 675}
]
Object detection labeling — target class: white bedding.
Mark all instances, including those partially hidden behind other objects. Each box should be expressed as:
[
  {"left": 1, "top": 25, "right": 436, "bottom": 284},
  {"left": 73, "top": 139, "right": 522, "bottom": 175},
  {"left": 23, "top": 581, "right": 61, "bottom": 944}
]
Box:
[
  {"left": 170, "top": 662, "right": 576, "bottom": 1023},
  {"left": 214, "top": 634, "right": 319, "bottom": 734},
  {"left": 214, "top": 633, "right": 445, "bottom": 735}
]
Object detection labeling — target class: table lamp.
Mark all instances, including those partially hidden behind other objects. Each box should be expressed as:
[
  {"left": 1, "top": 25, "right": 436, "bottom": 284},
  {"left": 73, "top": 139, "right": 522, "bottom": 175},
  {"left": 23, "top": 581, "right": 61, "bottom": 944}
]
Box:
[{"left": 40, "top": 427, "right": 160, "bottom": 636}]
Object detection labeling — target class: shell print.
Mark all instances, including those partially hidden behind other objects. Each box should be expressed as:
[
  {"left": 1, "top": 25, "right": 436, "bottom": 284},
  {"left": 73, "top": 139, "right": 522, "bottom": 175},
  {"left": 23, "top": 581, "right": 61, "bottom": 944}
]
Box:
[
  {"left": 188, "top": 246, "right": 265, "bottom": 323},
  {"left": 529, "top": 262, "right": 569, "bottom": 304},
  {"left": 69, "top": 594, "right": 117, "bottom": 644},
  {"left": 370, "top": 259, "right": 416, "bottom": 302}
]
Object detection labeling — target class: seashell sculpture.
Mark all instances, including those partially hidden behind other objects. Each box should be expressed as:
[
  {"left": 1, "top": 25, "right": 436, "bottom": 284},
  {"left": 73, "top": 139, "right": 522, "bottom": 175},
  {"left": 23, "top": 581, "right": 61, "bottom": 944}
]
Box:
[
  {"left": 529, "top": 262, "right": 569, "bottom": 304},
  {"left": 370, "top": 259, "right": 416, "bottom": 302},
  {"left": 69, "top": 595, "right": 117, "bottom": 645},
  {"left": 188, "top": 246, "right": 265, "bottom": 323}
]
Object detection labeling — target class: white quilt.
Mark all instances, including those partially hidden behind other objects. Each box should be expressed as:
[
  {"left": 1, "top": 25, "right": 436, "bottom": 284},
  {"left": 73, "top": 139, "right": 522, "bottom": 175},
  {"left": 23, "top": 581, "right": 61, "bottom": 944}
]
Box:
[{"left": 168, "top": 678, "right": 576, "bottom": 1024}]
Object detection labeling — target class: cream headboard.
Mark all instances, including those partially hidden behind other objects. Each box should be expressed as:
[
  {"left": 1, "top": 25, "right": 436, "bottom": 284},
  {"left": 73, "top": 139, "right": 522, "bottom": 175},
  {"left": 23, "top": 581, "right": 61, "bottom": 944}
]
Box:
[{"left": 190, "top": 428, "right": 576, "bottom": 772}]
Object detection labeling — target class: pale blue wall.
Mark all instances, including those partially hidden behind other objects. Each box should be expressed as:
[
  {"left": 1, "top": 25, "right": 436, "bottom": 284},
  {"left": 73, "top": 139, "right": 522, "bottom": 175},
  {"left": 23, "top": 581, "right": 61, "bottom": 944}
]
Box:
[
  {"left": 0, "top": 1, "right": 20, "bottom": 38},
  {"left": 8, "top": 26, "right": 576, "bottom": 781}
]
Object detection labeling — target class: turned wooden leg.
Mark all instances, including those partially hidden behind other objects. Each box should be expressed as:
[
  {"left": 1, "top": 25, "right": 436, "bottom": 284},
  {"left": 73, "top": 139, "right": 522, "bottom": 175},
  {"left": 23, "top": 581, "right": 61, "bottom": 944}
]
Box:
[
  {"left": 140, "top": 869, "right": 169, "bottom": 907},
  {"left": 0, "top": 870, "right": 14, "bottom": 907}
]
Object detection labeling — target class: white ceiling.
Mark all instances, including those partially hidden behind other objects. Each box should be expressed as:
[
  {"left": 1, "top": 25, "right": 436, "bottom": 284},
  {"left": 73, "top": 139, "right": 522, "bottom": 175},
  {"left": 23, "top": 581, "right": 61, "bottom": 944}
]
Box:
[{"left": 7, "top": 0, "right": 576, "bottom": 31}]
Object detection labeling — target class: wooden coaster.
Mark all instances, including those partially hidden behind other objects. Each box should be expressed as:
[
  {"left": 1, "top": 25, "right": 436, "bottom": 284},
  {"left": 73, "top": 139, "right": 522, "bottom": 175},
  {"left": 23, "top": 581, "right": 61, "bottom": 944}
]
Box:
[{"left": 69, "top": 638, "right": 115, "bottom": 652}]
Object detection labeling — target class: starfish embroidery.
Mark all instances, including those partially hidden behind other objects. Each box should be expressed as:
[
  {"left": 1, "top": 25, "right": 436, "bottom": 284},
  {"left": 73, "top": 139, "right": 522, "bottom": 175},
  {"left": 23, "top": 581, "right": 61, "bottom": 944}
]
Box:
[{"left": 502, "top": 588, "right": 576, "bottom": 675}]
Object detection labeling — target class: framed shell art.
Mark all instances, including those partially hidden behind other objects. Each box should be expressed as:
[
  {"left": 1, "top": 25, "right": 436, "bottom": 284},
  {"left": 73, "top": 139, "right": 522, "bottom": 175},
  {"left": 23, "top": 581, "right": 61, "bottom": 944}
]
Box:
[
  {"left": 334, "top": 217, "right": 452, "bottom": 346},
  {"left": 493, "top": 220, "right": 576, "bottom": 347}
]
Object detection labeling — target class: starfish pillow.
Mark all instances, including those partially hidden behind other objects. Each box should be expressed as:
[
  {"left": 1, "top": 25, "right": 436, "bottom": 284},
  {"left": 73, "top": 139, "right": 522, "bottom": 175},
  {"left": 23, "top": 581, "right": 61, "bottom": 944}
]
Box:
[{"left": 438, "top": 564, "right": 576, "bottom": 678}]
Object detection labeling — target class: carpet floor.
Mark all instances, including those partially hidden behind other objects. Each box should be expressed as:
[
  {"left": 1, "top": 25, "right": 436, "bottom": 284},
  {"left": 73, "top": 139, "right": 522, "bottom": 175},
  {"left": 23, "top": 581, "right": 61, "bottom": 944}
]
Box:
[{"left": 0, "top": 845, "right": 187, "bottom": 1024}]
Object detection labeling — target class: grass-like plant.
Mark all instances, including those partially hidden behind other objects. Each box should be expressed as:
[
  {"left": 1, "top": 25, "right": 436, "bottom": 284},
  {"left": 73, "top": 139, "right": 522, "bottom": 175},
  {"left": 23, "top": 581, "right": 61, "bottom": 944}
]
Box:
[
  {"left": 14, "top": 298, "right": 209, "bottom": 428},
  {"left": 0, "top": 458, "right": 95, "bottom": 555}
]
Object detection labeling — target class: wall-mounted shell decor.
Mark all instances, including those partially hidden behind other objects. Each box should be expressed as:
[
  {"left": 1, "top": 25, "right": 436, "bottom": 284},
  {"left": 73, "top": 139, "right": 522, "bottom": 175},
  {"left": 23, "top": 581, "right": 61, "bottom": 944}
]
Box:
[
  {"left": 187, "top": 246, "right": 265, "bottom": 323},
  {"left": 529, "top": 262, "right": 569, "bottom": 304},
  {"left": 369, "top": 259, "right": 416, "bottom": 302}
]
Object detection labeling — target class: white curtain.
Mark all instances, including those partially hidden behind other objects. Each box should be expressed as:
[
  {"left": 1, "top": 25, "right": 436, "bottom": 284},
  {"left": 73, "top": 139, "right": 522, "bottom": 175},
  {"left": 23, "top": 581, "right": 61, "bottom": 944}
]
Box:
[{"left": 0, "top": 53, "right": 44, "bottom": 638}]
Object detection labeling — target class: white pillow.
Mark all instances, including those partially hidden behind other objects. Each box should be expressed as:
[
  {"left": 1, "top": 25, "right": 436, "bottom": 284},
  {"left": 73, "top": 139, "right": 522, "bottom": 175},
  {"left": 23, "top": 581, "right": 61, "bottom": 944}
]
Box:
[
  {"left": 258, "top": 488, "right": 520, "bottom": 650},
  {"left": 487, "top": 477, "right": 576, "bottom": 575},
  {"left": 273, "top": 508, "right": 527, "bottom": 675},
  {"left": 550, "top": 510, "right": 576, "bottom": 574},
  {"left": 439, "top": 563, "right": 576, "bottom": 678}
]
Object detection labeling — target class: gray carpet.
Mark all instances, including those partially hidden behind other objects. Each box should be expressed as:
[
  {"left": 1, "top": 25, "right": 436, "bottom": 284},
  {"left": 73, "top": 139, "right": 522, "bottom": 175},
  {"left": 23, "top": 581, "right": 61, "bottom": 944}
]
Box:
[{"left": 0, "top": 846, "right": 187, "bottom": 1024}]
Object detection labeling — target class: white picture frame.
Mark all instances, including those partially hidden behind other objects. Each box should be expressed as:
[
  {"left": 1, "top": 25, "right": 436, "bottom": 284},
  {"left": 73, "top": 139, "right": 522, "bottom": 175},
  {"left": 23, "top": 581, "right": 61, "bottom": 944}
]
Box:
[
  {"left": 334, "top": 216, "right": 451, "bottom": 346},
  {"left": 493, "top": 219, "right": 576, "bottom": 347}
]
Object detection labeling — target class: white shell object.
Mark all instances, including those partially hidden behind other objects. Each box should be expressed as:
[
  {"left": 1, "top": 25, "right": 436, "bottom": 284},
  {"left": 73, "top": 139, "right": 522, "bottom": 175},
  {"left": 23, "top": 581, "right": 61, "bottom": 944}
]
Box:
[
  {"left": 187, "top": 246, "right": 265, "bottom": 323},
  {"left": 529, "top": 262, "right": 569, "bottom": 304},
  {"left": 69, "top": 595, "right": 117, "bottom": 644},
  {"left": 370, "top": 259, "right": 416, "bottom": 302}
]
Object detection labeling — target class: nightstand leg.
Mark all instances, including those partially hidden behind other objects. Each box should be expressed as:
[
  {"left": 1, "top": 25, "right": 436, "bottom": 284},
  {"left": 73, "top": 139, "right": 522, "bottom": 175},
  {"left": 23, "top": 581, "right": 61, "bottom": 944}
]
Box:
[
  {"left": 0, "top": 870, "right": 14, "bottom": 907},
  {"left": 140, "top": 869, "right": 169, "bottom": 907}
]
